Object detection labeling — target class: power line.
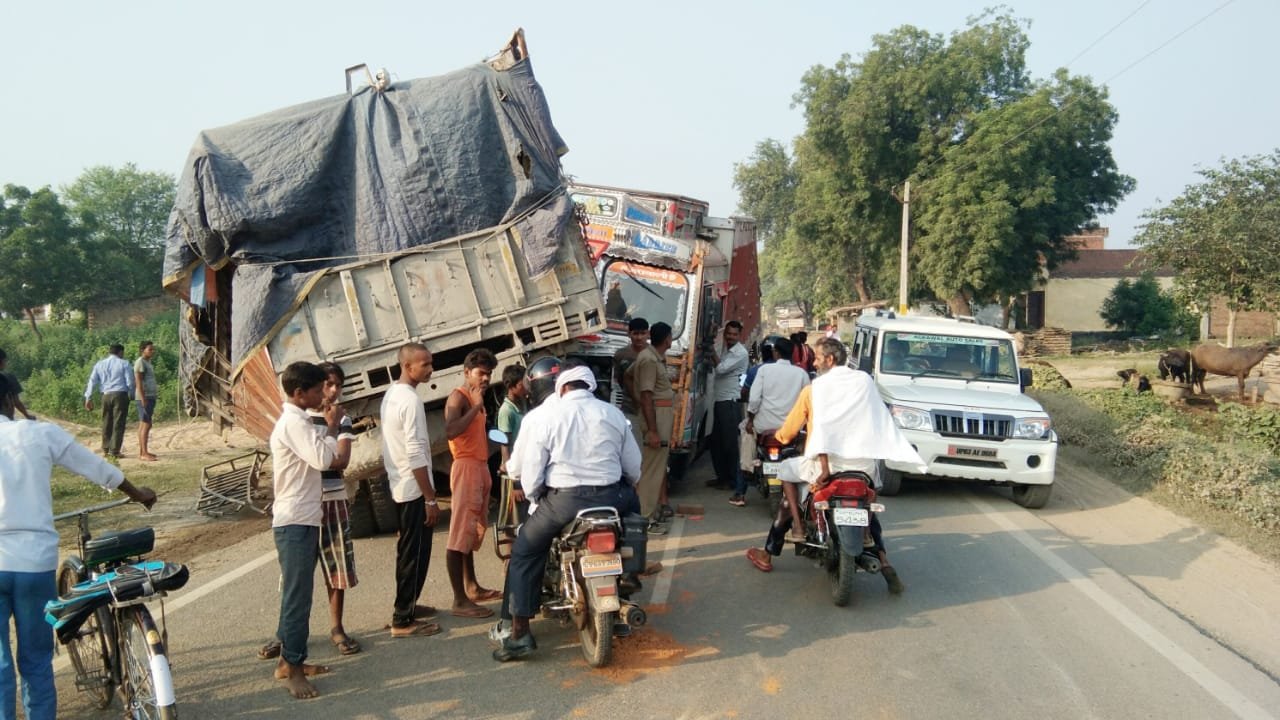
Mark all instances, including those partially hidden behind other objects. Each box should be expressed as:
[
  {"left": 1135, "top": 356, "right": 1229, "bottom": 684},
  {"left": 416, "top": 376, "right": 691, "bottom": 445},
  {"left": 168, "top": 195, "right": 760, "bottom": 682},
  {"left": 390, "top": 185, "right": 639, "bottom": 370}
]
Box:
[{"left": 1061, "top": 1, "right": 1150, "bottom": 69}]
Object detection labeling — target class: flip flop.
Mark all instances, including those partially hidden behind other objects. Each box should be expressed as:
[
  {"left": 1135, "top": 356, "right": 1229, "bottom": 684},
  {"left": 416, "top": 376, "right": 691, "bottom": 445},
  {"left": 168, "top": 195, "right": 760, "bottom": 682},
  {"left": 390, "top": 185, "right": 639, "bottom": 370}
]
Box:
[
  {"left": 469, "top": 588, "right": 503, "bottom": 603},
  {"left": 451, "top": 605, "right": 495, "bottom": 619},
  {"left": 640, "top": 561, "right": 664, "bottom": 576},
  {"left": 258, "top": 639, "right": 282, "bottom": 660},
  {"left": 331, "top": 630, "right": 362, "bottom": 655},
  {"left": 746, "top": 548, "right": 772, "bottom": 573},
  {"left": 390, "top": 621, "right": 441, "bottom": 638}
]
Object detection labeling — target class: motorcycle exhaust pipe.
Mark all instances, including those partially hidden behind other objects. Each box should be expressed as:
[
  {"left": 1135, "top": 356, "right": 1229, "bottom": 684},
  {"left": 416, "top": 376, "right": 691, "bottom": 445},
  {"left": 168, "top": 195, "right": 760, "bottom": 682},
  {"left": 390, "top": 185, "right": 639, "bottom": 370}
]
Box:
[
  {"left": 624, "top": 602, "right": 647, "bottom": 628},
  {"left": 856, "top": 550, "right": 882, "bottom": 574}
]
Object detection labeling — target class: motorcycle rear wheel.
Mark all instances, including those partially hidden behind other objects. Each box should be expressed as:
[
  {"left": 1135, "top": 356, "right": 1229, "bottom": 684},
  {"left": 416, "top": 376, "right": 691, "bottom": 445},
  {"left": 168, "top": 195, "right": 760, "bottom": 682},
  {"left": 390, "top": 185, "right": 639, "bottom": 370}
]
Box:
[
  {"left": 828, "top": 543, "right": 857, "bottom": 607},
  {"left": 577, "top": 608, "right": 616, "bottom": 668}
]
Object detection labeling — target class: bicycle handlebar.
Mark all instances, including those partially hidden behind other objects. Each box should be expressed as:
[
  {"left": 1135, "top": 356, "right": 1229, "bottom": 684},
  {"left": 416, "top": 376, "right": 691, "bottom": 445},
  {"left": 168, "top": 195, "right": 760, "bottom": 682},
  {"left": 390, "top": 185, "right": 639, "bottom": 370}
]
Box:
[{"left": 53, "top": 497, "right": 134, "bottom": 523}]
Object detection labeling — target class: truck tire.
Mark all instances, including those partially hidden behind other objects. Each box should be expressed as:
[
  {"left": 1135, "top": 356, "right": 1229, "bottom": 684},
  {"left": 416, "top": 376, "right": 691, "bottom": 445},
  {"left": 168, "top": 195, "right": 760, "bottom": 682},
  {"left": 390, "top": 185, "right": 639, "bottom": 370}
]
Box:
[
  {"left": 347, "top": 482, "right": 378, "bottom": 539},
  {"left": 1012, "top": 483, "right": 1052, "bottom": 509},
  {"left": 367, "top": 475, "right": 400, "bottom": 535},
  {"left": 877, "top": 461, "right": 903, "bottom": 497}
]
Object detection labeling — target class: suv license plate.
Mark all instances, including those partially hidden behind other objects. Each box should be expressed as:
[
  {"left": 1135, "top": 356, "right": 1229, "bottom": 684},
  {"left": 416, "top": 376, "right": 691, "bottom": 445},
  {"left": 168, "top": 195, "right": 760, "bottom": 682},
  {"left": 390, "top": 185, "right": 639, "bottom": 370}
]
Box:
[
  {"left": 833, "top": 507, "right": 869, "bottom": 527},
  {"left": 762, "top": 461, "right": 781, "bottom": 475},
  {"left": 579, "top": 553, "right": 623, "bottom": 578}
]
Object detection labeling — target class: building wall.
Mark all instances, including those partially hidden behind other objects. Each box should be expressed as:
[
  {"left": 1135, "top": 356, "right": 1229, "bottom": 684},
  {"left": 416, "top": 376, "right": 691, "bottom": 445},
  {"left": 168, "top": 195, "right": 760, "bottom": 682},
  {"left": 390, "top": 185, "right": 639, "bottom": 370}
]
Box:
[
  {"left": 1044, "top": 277, "right": 1174, "bottom": 332},
  {"left": 1206, "top": 298, "right": 1278, "bottom": 340},
  {"left": 87, "top": 295, "right": 175, "bottom": 330}
]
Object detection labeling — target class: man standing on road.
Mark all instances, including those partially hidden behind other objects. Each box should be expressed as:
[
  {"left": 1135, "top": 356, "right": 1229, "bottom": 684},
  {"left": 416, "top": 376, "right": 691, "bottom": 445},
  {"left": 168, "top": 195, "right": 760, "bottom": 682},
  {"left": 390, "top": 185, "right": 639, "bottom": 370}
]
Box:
[
  {"left": 744, "top": 338, "right": 923, "bottom": 594},
  {"left": 380, "top": 343, "right": 443, "bottom": 638},
  {"left": 269, "top": 361, "right": 349, "bottom": 700},
  {"left": 738, "top": 336, "right": 809, "bottom": 507},
  {"left": 0, "top": 374, "right": 156, "bottom": 720},
  {"left": 0, "top": 349, "right": 36, "bottom": 421},
  {"left": 707, "top": 321, "right": 749, "bottom": 493},
  {"left": 84, "top": 344, "right": 134, "bottom": 459},
  {"left": 134, "top": 341, "right": 159, "bottom": 462},
  {"left": 443, "top": 349, "right": 501, "bottom": 621},
  {"left": 628, "top": 321, "right": 675, "bottom": 532},
  {"left": 492, "top": 363, "right": 642, "bottom": 661}
]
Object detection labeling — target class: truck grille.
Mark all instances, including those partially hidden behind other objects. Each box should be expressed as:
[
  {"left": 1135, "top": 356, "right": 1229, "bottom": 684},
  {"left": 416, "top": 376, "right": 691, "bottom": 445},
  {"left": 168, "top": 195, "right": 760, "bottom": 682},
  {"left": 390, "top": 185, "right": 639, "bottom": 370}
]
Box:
[{"left": 932, "top": 411, "right": 1013, "bottom": 440}]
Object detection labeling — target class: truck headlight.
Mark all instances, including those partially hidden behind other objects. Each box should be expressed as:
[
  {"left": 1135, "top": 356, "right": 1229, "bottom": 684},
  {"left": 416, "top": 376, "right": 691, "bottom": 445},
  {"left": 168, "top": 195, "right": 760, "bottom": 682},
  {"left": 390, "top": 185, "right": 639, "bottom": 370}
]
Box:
[
  {"left": 890, "top": 405, "right": 932, "bottom": 431},
  {"left": 1012, "top": 416, "right": 1052, "bottom": 439}
]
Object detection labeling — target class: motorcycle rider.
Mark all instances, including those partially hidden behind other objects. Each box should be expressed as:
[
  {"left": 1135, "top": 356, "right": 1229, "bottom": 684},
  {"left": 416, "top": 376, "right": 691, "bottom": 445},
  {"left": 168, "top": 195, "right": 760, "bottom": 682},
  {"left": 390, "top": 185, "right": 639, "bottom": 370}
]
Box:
[
  {"left": 744, "top": 337, "right": 924, "bottom": 594},
  {"left": 740, "top": 336, "right": 809, "bottom": 509},
  {"left": 493, "top": 361, "right": 642, "bottom": 662}
]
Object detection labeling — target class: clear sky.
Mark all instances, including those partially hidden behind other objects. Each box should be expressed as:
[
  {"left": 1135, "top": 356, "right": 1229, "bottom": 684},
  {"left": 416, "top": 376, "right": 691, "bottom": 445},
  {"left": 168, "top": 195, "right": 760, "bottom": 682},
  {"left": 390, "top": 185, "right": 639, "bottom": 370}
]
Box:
[{"left": 1, "top": 0, "right": 1273, "bottom": 248}]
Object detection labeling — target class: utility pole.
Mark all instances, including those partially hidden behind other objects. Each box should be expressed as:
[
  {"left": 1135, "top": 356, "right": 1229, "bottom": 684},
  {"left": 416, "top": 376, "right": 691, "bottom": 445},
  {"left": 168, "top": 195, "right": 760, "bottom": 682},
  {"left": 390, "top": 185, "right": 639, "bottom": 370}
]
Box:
[{"left": 898, "top": 180, "right": 910, "bottom": 315}]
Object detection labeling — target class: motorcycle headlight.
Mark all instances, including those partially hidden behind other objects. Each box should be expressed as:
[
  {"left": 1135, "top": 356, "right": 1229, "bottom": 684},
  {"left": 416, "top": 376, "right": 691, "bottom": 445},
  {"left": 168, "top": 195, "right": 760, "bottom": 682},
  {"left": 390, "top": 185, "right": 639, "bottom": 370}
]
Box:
[
  {"left": 890, "top": 405, "right": 932, "bottom": 431},
  {"left": 1012, "top": 416, "right": 1052, "bottom": 439}
]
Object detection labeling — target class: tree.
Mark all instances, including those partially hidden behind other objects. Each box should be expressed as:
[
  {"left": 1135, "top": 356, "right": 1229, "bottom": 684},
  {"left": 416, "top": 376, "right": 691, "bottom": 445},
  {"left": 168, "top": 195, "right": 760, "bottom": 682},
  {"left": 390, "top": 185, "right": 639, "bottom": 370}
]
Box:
[
  {"left": 1099, "top": 273, "right": 1194, "bottom": 337},
  {"left": 1134, "top": 150, "right": 1280, "bottom": 346},
  {"left": 742, "top": 10, "right": 1132, "bottom": 320},
  {"left": 0, "top": 185, "right": 89, "bottom": 337},
  {"left": 61, "top": 163, "right": 176, "bottom": 304}
]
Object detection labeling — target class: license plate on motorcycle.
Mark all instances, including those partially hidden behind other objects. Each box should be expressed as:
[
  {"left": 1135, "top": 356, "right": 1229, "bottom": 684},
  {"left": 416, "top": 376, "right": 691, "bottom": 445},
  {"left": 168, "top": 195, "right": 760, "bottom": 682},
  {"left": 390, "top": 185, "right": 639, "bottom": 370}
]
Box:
[
  {"left": 762, "top": 462, "right": 781, "bottom": 475},
  {"left": 833, "top": 507, "right": 869, "bottom": 527},
  {"left": 579, "top": 553, "right": 623, "bottom": 578},
  {"left": 767, "top": 477, "right": 782, "bottom": 487}
]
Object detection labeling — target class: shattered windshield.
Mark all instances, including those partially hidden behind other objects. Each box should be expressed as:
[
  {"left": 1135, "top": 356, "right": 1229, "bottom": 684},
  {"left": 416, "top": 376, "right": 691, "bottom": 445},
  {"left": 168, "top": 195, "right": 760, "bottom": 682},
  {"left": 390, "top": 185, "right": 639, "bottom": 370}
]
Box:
[{"left": 602, "top": 260, "right": 688, "bottom": 338}]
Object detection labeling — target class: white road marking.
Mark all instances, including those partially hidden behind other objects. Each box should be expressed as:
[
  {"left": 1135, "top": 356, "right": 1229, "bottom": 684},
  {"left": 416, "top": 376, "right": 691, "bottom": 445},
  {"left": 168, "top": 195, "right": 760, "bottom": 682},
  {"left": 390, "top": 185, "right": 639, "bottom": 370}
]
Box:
[
  {"left": 649, "top": 516, "right": 684, "bottom": 606},
  {"left": 969, "top": 495, "right": 1275, "bottom": 720}
]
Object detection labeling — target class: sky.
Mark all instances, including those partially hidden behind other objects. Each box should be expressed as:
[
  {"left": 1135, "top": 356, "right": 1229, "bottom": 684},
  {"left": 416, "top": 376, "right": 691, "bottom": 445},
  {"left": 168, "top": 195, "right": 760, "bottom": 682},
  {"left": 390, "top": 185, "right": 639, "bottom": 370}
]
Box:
[{"left": 1, "top": 0, "right": 1274, "bottom": 249}]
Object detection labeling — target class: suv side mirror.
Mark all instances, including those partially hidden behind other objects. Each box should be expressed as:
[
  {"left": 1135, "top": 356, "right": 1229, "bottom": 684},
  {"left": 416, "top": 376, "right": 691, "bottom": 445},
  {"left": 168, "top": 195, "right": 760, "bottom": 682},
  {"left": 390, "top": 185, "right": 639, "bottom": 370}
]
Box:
[{"left": 1019, "top": 367, "right": 1033, "bottom": 391}]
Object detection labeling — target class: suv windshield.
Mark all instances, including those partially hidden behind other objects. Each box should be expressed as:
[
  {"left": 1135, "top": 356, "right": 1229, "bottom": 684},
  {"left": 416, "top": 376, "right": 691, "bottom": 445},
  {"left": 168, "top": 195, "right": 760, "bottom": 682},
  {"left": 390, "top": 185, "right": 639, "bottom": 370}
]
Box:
[
  {"left": 602, "top": 260, "right": 688, "bottom": 337},
  {"left": 879, "top": 331, "right": 1018, "bottom": 383}
]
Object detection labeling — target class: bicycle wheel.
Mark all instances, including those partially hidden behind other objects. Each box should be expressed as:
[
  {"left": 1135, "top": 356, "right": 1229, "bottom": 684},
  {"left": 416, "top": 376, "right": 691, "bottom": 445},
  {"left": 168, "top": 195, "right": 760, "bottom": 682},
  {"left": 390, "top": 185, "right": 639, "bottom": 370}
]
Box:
[
  {"left": 118, "top": 604, "right": 177, "bottom": 720},
  {"left": 57, "top": 562, "right": 115, "bottom": 709}
]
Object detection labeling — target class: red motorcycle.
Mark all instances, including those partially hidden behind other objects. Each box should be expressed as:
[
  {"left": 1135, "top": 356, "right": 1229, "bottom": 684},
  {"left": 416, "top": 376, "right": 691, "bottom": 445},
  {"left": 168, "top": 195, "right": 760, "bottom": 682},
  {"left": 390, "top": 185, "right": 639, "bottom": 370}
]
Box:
[{"left": 794, "top": 470, "right": 885, "bottom": 606}]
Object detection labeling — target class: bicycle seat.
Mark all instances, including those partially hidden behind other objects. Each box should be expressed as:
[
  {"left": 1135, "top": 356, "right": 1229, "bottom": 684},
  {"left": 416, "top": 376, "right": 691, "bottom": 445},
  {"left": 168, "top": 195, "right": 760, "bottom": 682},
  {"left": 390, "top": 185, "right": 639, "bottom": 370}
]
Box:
[{"left": 84, "top": 527, "right": 155, "bottom": 566}]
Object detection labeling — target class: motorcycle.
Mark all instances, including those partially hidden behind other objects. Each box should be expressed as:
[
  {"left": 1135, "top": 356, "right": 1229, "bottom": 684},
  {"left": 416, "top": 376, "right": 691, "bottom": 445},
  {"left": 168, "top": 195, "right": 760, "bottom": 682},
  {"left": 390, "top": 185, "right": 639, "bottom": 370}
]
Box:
[
  {"left": 539, "top": 506, "right": 648, "bottom": 668},
  {"left": 754, "top": 430, "right": 804, "bottom": 518},
  {"left": 793, "top": 470, "right": 886, "bottom": 606}
]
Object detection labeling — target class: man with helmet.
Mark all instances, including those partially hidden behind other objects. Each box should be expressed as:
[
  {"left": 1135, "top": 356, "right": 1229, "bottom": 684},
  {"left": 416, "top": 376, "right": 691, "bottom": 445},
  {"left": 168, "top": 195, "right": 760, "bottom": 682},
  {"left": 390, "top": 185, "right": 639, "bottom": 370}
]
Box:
[{"left": 492, "top": 360, "right": 642, "bottom": 662}]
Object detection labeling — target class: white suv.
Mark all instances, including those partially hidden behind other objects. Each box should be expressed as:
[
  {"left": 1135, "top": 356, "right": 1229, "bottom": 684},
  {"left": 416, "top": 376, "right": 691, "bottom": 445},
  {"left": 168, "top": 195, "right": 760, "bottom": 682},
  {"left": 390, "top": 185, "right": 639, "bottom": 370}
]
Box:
[{"left": 852, "top": 309, "right": 1056, "bottom": 508}]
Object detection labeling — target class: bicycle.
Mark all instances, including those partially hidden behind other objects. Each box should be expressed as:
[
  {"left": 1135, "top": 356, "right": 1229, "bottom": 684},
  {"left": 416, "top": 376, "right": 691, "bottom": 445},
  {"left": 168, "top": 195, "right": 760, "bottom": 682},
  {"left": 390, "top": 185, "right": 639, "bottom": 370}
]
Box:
[{"left": 45, "top": 497, "right": 189, "bottom": 720}]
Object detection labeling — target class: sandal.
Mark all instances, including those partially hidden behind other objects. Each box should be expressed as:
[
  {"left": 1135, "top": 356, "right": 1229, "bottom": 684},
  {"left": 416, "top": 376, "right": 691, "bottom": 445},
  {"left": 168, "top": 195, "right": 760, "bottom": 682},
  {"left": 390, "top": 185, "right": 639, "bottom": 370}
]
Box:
[
  {"left": 391, "top": 620, "right": 441, "bottom": 638},
  {"left": 469, "top": 588, "right": 503, "bottom": 603},
  {"left": 659, "top": 504, "right": 675, "bottom": 520},
  {"left": 257, "top": 639, "right": 282, "bottom": 660},
  {"left": 746, "top": 548, "right": 772, "bottom": 573},
  {"left": 331, "top": 630, "right": 361, "bottom": 655},
  {"left": 451, "top": 605, "right": 495, "bottom": 619}
]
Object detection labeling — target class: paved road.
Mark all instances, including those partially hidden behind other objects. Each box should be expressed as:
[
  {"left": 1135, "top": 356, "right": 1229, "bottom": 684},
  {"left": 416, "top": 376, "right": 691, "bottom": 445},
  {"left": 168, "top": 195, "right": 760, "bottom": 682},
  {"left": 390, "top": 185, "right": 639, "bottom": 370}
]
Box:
[{"left": 54, "top": 454, "right": 1280, "bottom": 719}]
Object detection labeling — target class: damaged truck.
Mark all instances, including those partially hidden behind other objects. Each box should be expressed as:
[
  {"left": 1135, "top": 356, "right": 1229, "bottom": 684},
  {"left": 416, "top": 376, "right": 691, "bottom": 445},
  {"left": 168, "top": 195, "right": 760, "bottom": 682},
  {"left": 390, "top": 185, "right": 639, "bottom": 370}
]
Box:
[{"left": 164, "top": 32, "right": 604, "bottom": 534}]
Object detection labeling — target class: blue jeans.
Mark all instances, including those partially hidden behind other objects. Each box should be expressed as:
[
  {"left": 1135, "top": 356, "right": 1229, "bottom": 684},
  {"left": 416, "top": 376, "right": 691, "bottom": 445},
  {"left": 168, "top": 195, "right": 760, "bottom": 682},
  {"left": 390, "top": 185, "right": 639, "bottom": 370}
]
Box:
[
  {"left": 274, "top": 525, "right": 319, "bottom": 667},
  {"left": 0, "top": 570, "right": 57, "bottom": 720}
]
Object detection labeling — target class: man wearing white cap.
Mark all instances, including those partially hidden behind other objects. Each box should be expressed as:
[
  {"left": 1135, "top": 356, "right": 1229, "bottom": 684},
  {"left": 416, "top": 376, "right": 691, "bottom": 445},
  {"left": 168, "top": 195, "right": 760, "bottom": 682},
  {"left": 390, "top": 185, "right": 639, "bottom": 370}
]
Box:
[{"left": 492, "top": 361, "right": 642, "bottom": 662}]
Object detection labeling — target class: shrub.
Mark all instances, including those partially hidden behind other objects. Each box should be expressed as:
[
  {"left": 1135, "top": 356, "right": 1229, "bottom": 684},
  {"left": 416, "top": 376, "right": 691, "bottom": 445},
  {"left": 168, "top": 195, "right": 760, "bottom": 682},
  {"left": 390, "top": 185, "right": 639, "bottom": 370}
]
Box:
[
  {"left": 1217, "top": 402, "right": 1280, "bottom": 455},
  {"left": 0, "top": 311, "right": 180, "bottom": 423}
]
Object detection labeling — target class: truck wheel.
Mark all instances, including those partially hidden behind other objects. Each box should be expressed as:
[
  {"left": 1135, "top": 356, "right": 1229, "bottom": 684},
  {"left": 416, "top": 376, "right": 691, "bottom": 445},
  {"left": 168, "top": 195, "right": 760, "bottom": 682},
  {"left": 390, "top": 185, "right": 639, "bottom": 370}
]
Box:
[
  {"left": 347, "top": 481, "right": 378, "bottom": 539},
  {"left": 877, "top": 461, "right": 903, "bottom": 496},
  {"left": 367, "top": 475, "right": 400, "bottom": 535},
  {"left": 1012, "top": 483, "right": 1052, "bottom": 509}
]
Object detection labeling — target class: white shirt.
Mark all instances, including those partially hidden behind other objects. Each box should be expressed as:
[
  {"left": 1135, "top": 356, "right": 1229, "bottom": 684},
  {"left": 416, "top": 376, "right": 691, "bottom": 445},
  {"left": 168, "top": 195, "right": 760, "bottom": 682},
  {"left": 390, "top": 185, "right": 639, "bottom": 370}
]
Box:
[
  {"left": 747, "top": 359, "right": 810, "bottom": 432},
  {"left": 518, "top": 389, "right": 642, "bottom": 499},
  {"left": 380, "top": 383, "right": 432, "bottom": 503},
  {"left": 269, "top": 403, "right": 337, "bottom": 527},
  {"left": 713, "top": 341, "right": 750, "bottom": 402},
  {"left": 0, "top": 416, "right": 124, "bottom": 572}
]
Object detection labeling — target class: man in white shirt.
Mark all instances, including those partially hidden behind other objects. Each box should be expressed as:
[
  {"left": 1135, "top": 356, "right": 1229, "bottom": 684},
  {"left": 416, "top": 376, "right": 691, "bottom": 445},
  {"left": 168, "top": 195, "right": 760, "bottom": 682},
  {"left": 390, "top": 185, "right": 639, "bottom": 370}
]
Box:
[
  {"left": 0, "top": 374, "right": 156, "bottom": 720},
  {"left": 379, "top": 343, "right": 443, "bottom": 639},
  {"left": 492, "top": 363, "right": 641, "bottom": 662},
  {"left": 745, "top": 336, "right": 810, "bottom": 436},
  {"left": 707, "top": 321, "right": 749, "bottom": 493},
  {"left": 269, "top": 361, "right": 347, "bottom": 700}
]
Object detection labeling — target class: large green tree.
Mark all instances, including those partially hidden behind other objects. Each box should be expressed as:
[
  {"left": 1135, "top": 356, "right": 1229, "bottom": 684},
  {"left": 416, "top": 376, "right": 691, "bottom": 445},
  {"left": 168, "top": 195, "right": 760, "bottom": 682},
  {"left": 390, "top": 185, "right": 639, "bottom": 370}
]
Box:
[
  {"left": 1134, "top": 150, "right": 1280, "bottom": 346},
  {"left": 741, "top": 10, "right": 1132, "bottom": 322},
  {"left": 62, "top": 163, "right": 176, "bottom": 304},
  {"left": 0, "top": 185, "right": 89, "bottom": 337}
]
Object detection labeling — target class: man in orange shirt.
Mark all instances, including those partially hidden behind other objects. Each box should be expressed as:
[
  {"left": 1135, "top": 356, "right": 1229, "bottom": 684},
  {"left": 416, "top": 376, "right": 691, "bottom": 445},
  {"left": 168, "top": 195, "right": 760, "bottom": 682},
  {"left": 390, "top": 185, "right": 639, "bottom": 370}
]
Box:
[{"left": 444, "top": 349, "right": 501, "bottom": 619}]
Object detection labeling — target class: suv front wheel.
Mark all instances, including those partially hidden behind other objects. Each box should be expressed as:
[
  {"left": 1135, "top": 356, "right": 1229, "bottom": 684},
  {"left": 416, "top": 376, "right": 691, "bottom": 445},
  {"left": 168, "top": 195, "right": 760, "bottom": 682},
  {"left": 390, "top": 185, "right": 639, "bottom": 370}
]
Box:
[{"left": 1011, "top": 483, "right": 1052, "bottom": 509}]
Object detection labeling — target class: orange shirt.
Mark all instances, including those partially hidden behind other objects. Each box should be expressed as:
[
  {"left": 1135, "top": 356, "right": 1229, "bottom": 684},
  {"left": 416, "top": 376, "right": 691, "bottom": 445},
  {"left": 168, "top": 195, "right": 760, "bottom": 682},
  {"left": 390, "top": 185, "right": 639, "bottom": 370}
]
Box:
[
  {"left": 774, "top": 385, "right": 813, "bottom": 446},
  {"left": 447, "top": 389, "right": 488, "bottom": 462}
]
